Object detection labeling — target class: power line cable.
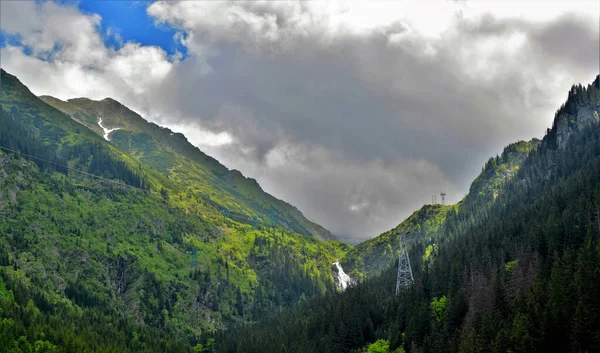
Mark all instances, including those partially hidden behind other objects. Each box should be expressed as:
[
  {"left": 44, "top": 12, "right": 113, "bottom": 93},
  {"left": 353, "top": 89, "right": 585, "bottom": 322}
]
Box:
[
  {"left": 1, "top": 145, "right": 285, "bottom": 227},
  {"left": 0, "top": 145, "right": 147, "bottom": 192}
]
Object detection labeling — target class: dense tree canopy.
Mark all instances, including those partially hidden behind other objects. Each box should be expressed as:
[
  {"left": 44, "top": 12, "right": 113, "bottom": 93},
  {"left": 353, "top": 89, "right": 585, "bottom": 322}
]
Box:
[{"left": 214, "top": 79, "right": 600, "bottom": 353}]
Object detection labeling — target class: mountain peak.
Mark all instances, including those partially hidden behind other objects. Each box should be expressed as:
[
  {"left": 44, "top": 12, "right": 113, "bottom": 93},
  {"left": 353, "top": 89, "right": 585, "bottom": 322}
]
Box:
[
  {"left": 1, "top": 69, "right": 34, "bottom": 97},
  {"left": 39, "top": 95, "right": 67, "bottom": 104},
  {"left": 546, "top": 75, "right": 600, "bottom": 149},
  {"left": 101, "top": 97, "right": 123, "bottom": 106}
]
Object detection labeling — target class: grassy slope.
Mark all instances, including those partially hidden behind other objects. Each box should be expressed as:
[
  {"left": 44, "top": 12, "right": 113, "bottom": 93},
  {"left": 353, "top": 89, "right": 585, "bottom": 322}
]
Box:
[
  {"left": 40, "top": 95, "right": 332, "bottom": 240},
  {"left": 0, "top": 69, "right": 347, "bottom": 342}
]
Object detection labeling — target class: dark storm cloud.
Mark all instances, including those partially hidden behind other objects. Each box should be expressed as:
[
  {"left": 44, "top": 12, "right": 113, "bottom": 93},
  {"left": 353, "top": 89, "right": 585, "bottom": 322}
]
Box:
[
  {"left": 532, "top": 14, "right": 600, "bottom": 69},
  {"left": 143, "top": 6, "right": 598, "bottom": 241}
]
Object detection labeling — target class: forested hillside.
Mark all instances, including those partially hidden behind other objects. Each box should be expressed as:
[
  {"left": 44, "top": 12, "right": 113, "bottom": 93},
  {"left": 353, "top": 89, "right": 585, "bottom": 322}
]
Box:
[
  {"left": 342, "top": 139, "right": 538, "bottom": 280},
  {"left": 342, "top": 204, "right": 452, "bottom": 280},
  {"left": 0, "top": 69, "right": 347, "bottom": 352},
  {"left": 216, "top": 76, "right": 600, "bottom": 353}
]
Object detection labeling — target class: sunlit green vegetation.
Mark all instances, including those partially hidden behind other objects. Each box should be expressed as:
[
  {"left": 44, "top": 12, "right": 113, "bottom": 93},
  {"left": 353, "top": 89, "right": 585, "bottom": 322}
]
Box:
[
  {"left": 40, "top": 94, "right": 332, "bottom": 240},
  {"left": 341, "top": 136, "right": 539, "bottom": 280},
  {"left": 0, "top": 69, "right": 348, "bottom": 351}
]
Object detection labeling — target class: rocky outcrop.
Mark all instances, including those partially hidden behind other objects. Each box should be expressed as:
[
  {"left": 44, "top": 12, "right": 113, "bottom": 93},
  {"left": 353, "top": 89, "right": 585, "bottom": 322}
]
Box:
[
  {"left": 576, "top": 106, "right": 600, "bottom": 132},
  {"left": 556, "top": 115, "right": 570, "bottom": 149},
  {"left": 556, "top": 105, "right": 600, "bottom": 149}
]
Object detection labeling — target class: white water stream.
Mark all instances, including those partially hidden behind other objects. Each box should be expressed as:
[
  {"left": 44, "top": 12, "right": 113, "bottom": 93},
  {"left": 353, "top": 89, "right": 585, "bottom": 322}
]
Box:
[
  {"left": 333, "top": 260, "right": 352, "bottom": 291},
  {"left": 98, "top": 118, "right": 121, "bottom": 141}
]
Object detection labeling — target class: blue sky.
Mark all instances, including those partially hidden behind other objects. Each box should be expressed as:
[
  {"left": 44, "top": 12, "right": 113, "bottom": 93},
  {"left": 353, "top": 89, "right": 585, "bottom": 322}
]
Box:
[
  {"left": 77, "top": 0, "right": 187, "bottom": 58},
  {"left": 1, "top": 0, "right": 187, "bottom": 59}
]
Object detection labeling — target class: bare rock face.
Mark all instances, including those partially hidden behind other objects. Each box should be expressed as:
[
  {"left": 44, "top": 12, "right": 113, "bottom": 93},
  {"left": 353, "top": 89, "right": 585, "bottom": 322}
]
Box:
[
  {"left": 556, "top": 115, "right": 569, "bottom": 150},
  {"left": 556, "top": 106, "right": 600, "bottom": 149},
  {"left": 576, "top": 106, "right": 600, "bottom": 132}
]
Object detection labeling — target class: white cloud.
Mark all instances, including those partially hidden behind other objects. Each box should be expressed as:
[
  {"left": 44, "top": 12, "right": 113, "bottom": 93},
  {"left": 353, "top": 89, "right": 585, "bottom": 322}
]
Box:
[
  {"left": 1, "top": 1, "right": 105, "bottom": 66},
  {"left": 167, "top": 122, "right": 234, "bottom": 147},
  {"left": 0, "top": 1, "right": 174, "bottom": 112}
]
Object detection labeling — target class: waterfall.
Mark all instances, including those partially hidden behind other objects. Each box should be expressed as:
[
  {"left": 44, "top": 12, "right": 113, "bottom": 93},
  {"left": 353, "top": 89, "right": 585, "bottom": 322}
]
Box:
[{"left": 333, "top": 260, "right": 352, "bottom": 291}]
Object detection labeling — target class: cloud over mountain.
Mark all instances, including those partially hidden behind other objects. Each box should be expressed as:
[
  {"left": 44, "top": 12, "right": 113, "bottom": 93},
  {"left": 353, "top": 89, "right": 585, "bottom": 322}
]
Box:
[{"left": 2, "top": 0, "right": 598, "bottom": 241}]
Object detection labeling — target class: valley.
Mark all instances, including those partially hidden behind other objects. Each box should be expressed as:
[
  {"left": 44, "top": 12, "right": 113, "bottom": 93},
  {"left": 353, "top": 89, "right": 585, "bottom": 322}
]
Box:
[
  {"left": 1, "top": 2, "right": 599, "bottom": 352},
  {"left": 1, "top": 70, "right": 599, "bottom": 353}
]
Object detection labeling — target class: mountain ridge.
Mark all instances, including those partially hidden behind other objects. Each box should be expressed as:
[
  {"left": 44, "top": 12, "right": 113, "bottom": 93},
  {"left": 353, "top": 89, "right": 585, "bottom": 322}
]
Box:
[
  {"left": 342, "top": 138, "right": 539, "bottom": 279},
  {"left": 0, "top": 68, "right": 349, "bottom": 350},
  {"left": 38, "top": 92, "right": 333, "bottom": 241}
]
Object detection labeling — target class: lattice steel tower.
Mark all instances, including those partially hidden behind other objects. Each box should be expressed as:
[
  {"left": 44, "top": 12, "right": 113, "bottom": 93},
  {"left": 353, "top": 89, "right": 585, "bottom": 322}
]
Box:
[
  {"left": 187, "top": 248, "right": 198, "bottom": 269},
  {"left": 395, "top": 235, "right": 414, "bottom": 295}
]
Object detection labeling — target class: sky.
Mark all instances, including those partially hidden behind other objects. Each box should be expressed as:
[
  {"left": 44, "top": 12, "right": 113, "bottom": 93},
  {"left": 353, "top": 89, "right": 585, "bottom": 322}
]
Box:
[{"left": 1, "top": 1, "right": 599, "bottom": 243}]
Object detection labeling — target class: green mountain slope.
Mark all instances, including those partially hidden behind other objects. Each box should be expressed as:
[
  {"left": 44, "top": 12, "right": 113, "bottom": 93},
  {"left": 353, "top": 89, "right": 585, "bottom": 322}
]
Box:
[
  {"left": 0, "top": 69, "right": 348, "bottom": 351},
  {"left": 343, "top": 139, "right": 539, "bottom": 280},
  {"left": 342, "top": 204, "right": 453, "bottom": 279},
  {"left": 218, "top": 76, "right": 600, "bottom": 353},
  {"left": 39, "top": 95, "right": 332, "bottom": 240}
]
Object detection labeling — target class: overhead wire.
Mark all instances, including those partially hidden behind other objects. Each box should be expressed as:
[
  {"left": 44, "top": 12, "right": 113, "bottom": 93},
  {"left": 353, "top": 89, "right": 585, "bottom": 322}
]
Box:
[
  {"left": 0, "top": 144, "right": 284, "bottom": 227},
  {"left": 0, "top": 145, "right": 147, "bottom": 192}
]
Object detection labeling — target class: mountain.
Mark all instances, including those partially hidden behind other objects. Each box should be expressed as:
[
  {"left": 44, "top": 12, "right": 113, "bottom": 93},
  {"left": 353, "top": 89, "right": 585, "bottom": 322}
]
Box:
[
  {"left": 4, "top": 66, "right": 599, "bottom": 353},
  {"left": 216, "top": 76, "right": 600, "bottom": 353},
  {"left": 39, "top": 94, "right": 332, "bottom": 241},
  {"left": 0, "top": 69, "right": 348, "bottom": 352},
  {"left": 342, "top": 139, "right": 539, "bottom": 280},
  {"left": 342, "top": 203, "right": 453, "bottom": 279}
]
